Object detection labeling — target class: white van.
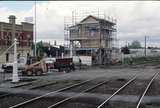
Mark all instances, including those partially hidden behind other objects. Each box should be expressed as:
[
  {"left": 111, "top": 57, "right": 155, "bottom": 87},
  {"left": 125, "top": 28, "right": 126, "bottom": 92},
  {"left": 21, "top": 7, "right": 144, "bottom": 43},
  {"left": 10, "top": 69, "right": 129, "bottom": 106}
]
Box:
[{"left": 2, "top": 57, "right": 27, "bottom": 73}]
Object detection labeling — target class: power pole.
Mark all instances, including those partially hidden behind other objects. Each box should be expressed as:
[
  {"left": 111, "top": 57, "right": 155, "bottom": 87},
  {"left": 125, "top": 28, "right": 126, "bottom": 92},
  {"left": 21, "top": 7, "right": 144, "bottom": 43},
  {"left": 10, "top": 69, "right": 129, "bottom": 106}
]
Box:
[
  {"left": 49, "top": 41, "right": 51, "bottom": 57},
  {"left": 70, "top": 41, "right": 73, "bottom": 57},
  {"left": 34, "top": 0, "right": 37, "bottom": 56},
  {"left": 99, "top": 24, "right": 102, "bottom": 65},
  {"left": 144, "top": 36, "right": 147, "bottom": 56},
  {"left": 70, "top": 11, "right": 74, "bottom": 58}
]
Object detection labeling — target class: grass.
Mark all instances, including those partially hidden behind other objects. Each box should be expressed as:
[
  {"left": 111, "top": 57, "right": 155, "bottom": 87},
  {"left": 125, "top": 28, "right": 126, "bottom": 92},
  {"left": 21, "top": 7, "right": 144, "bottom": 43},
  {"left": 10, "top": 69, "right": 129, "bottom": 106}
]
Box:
[{"left": 123, "top": 55, "right": 160, "bottom": 65}]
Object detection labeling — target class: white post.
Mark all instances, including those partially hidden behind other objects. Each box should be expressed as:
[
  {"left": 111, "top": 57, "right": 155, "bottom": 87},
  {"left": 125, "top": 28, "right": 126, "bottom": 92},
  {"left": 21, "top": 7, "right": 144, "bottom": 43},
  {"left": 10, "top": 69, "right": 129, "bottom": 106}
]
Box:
[
  {"left": 61, "top": 52, "right": 64, "bottom": 58},
  {"left": 34, "top": 0, "right": 37, "bottom": 57},
  {"left": 48, "top": 46, "right": 51, "bottom": 57},
  {"left": 70, "top": 41, "right": 73, "bottom": 57},
  {"left": 12, "top": 38, "right": 19, "bottom": 83}
]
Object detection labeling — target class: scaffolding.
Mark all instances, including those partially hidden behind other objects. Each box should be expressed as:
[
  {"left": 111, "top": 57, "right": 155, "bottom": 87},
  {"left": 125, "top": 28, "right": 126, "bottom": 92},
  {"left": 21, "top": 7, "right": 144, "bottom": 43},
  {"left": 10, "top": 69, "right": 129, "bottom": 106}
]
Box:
[
  {"left": 64, "top": 9, "right": 117, "bottom": 64},
  {"left": 64, "top": 9, "right": 117, "bottom": 48}
]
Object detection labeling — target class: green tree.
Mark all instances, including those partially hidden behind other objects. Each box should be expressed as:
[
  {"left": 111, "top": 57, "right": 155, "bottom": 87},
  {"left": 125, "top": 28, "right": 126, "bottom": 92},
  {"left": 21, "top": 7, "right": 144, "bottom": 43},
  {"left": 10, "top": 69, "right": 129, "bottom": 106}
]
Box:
[
  {"left": 32, "top": 41, "right": 44, "bottom": 57},
  {"left": 129, "top": 40, "right": 141, "bottom": 49}
]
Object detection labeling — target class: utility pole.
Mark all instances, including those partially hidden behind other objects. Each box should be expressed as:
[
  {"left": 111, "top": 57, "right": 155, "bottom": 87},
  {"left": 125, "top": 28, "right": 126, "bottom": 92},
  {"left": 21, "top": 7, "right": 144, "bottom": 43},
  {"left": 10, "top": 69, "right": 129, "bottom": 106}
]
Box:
[
  {"left": 12, "top": 38, "right": 19, "bottom": 83},
  {"left": 48, "top": 41, "right": 51, "bottom": 57},
  {"left": 70, "top": 11, "right": 74, "bottom": 58},
  {"left": 99, "top": 24, "right": 102, "bottom": 65},
  {"left": 34, "top": 0, "right": 37, "bottom": 56},
  {"left": 144, "top": 36, "right": 147, "bottom": 56},
  {"left": 70, "top": 41, "right": 73, "bottom": 57}
]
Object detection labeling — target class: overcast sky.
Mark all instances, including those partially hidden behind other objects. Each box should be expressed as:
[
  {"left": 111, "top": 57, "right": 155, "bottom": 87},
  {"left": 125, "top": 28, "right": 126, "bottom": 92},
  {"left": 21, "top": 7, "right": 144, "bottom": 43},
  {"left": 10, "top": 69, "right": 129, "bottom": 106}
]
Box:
[{"left": 0, "top": 1, "right": 160, "bottom": 47}]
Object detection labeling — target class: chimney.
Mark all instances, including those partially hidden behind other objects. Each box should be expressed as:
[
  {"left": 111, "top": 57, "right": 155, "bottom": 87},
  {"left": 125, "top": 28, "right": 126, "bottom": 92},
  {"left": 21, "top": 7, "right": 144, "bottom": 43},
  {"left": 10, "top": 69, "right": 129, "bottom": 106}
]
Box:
[{"left": 8, "top": 15, "right": 16, "bottom": 24}]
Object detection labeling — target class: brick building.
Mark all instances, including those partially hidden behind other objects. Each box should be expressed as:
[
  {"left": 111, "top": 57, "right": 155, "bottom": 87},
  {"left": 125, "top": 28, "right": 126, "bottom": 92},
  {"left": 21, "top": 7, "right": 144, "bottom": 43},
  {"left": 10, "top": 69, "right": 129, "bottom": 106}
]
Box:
[{"left": 0, "top": 15, "right": 33, "bottom": 63}]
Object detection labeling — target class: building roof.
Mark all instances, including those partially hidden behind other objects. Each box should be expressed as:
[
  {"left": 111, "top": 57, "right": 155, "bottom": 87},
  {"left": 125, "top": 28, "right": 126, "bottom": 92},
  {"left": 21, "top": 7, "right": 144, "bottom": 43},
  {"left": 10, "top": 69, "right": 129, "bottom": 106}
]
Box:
[
  {"left": 21, "top": 22, "right": 33, "bottom": 25},
  {"left": 0, "top": 21, "right": 33, "bottom": 26},
  {"left": 69, "top": 15, "right": 116, "bottom": 28},
  {"left": 80, "top": 15, "right": 116, "bottom": 25},
  {"left": 0, "top": 21, "right": 22, "bottom": 26},
  {"left": 80, "top": 15, "right": 97, "bottom": 23}
]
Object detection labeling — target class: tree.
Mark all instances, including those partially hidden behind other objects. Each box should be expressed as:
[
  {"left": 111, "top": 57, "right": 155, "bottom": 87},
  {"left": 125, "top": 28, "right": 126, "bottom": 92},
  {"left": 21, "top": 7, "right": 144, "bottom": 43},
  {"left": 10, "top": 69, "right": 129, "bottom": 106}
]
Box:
[
  {"left": 129, "top": 40, "right": 141, "bottom": 49},
  {"left": 32, "top": 41, "right": 45, "bottom": 57},
  {"left": 36, "top": 41, "right": 44, "bottom": 57}
]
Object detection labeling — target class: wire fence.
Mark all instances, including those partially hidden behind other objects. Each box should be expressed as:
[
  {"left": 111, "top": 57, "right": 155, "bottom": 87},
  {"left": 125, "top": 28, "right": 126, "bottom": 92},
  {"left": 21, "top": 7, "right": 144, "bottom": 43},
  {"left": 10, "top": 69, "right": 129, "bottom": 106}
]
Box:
[{"left": 121, "top": 49, "right": 160, "bottom": 64}]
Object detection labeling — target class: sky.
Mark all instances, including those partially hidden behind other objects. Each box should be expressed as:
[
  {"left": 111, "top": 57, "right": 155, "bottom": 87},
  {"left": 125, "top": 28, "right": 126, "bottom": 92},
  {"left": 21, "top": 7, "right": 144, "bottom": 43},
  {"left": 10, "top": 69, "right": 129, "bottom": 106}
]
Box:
[{"left": 0, "top": 1, "right": 160, "bottom": 47}]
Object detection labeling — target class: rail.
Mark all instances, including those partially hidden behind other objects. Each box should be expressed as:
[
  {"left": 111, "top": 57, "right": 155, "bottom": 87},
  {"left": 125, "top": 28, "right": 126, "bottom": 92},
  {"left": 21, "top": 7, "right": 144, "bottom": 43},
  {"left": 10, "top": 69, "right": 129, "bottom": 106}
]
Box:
[
  {"left": 97, "top": 71, "right": 159, "bottom": 108},
  {"left": 136, "top": 71, "right": 159, "bottom": 108},
  {"left": 9, "top": 73, "right": 108, "bottom": 108},
  {"left": 6, "top": 71, "right": 160, "bottom": 108},
  {"left": 97, "top": 75, "right": 137, "bottom": 108},
  {"left": 0, "top": 93, "right": 10, "bottom": 98},
  {"left": 47, "top": 80, "right": 109, "bottom": 108}
]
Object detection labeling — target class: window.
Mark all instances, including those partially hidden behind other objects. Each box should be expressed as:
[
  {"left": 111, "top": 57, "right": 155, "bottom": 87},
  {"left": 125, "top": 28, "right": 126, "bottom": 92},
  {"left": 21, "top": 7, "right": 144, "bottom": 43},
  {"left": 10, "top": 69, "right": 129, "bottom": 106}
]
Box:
[{"left": 6, "top": 53, "right": 9, "bottom": 62}]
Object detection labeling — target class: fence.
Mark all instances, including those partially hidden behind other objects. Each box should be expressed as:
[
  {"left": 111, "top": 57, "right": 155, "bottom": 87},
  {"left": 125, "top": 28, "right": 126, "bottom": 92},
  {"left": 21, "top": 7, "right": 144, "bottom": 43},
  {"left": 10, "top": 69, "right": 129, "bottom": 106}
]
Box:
[
  {"left": 121, "top": 49, "right": 160, "bottom": 64},
  {"left": 0, "top": 68, "right": 5, "bottom": 83}
]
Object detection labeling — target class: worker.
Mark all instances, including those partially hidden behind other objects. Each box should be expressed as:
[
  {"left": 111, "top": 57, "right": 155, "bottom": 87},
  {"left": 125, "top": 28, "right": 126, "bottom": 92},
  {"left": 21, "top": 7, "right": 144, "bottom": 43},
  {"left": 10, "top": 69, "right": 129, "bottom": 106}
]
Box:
[
  {"left": 79, "top": 57, "right": 82, "bottom": 69},
  {"left": 129, "top": 57, "right": 133, "bottom": 65},
  {"left": 26, "top": 53, "right": 31, "bottom": 65},
  {"left": 70, "top": 62, "right": 75, "bottom": 71}
]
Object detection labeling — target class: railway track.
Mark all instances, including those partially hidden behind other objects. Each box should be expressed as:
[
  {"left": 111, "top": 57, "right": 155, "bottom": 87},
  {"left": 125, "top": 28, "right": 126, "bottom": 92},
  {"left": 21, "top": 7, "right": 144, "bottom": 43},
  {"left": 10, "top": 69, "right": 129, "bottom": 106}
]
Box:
[
  {"left": 42, "top": 76, "right": 136, "bottom": 108},
  {"left": 11, "top": 79, "right": 109, "bottom": 108},
  {"left": 8, "top": 73, "right": 109, "bottom": 108},
  {"left": 37, "top": 72, "right": 158, "bottom": 108},
  {"left": 30, "top": 79, "right": 83, "bottom": 91},
  {"left": 0, "top": 72, "right": 108, "bottom": 108},
  {"left": 0, "top": 93, "right": 36, "bottom": 108},
  {"left": 0, "top": 71, "right": 158, "bottom": 108},
  {"left": 8, "top": 74, "right": 136, "bottom": 108},
  {"left": 96, "top": 71, "right": 159, "bottom": 108},
  {"left": 0, "top": 92, "right": 10, "bottom": 98}
]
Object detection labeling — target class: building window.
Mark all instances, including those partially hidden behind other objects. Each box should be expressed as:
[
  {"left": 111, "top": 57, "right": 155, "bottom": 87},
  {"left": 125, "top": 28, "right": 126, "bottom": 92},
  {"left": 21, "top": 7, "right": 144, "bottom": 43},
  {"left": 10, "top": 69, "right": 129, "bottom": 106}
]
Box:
[
  {"left": 7, "top": 36, "right": 10, "bottom": 46},
  {"left": 27, "top": 34, "right": 30, "bottom": 47},
  {"left": 17, "top": 37, "right": 20, "bottom": 46},
  {"left": 6, "top": 53, "right": 9, "bottom": 62}
]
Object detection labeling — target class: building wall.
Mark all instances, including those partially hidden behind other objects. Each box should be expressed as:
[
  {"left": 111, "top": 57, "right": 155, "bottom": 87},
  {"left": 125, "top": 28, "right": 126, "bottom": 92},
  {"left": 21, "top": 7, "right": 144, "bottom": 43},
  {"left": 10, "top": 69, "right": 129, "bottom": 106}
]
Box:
[
  {"left": 68, "top": 15, "right": 117, "bottom": 65},
  {"left": 69, "top": 16, "right": 116, "bottom": 49},
  {"left": 0, "top": 19, "right": 33, "bottom": 63},
  {"left": 69, "top": 24, "right": 112, "bottom": 48},
  {"left": 80, "top": 40, "right": 100, "bottom": 48}
]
